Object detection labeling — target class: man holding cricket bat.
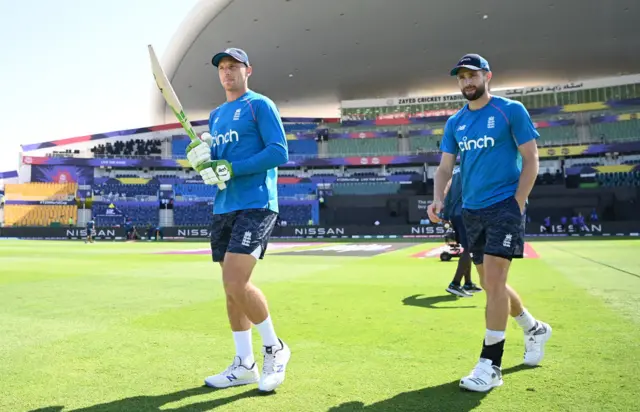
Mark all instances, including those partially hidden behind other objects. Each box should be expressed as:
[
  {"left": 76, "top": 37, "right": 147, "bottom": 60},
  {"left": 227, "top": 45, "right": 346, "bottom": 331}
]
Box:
[{"left": 185, "top": 47, "right": 290, "bottom": 393}]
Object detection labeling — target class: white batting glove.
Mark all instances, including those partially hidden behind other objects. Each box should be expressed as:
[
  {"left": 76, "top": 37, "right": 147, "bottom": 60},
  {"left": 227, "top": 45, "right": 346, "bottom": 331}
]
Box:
[
  {"left": 186, "top": 133, "right": 212, "bottom": 170},
  {"left": 199, "top": 166, "right": 222, "bottom": 186}
]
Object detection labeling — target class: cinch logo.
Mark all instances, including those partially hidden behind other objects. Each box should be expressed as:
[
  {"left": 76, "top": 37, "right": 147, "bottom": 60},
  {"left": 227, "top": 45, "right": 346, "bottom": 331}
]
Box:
[
  {"left": 212, "top": 129, "right": 239, "bottom": 147},
  {"left": 458, "top": 135, "right": 495, "bottom": 152}
]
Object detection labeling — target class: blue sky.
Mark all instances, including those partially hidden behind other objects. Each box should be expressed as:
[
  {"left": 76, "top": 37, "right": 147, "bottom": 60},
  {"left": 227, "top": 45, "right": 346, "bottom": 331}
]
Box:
[{"left": 0, "top": 0, "right": 199, "bottom": 172}]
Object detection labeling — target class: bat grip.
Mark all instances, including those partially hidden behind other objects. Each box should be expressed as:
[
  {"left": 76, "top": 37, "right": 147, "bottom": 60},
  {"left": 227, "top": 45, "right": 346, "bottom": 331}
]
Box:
[{"left": 217, "top": 183, "right": 226, "bottom": 190}]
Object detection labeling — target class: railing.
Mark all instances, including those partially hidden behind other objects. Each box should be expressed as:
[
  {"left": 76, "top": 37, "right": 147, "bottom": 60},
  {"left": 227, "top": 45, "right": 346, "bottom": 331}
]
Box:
[{"left": 94, "top": 154, "right": 163, "bottom": 160}]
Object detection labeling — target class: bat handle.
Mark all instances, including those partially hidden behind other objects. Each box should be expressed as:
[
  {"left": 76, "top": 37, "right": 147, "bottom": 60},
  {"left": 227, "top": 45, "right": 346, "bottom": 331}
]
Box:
[{"left": 217, "top": 183, "right": 226, "bottom": 190}]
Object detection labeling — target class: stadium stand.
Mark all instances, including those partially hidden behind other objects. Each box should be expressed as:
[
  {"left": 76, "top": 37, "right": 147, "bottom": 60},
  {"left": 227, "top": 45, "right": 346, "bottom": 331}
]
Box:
[
  {"left": 5, "top": 183, "right": 77, "bottom": 201},
  {"left": 3, "top": 183, "right": 78, "bottom": 226},
  {"left": 287, "top": 140, "right": 318, "bottom": 157},
  {"left": 597, "top": 172, "right": 640, "bottom": 187},
  {"left": 591, "top": 118, "right": 640, "bottom": 142},
  {"left": 278, "top": 183, "right": 316, "bottom": 199},
  {"left": 93, "top": 183, "right": 159, "bottom": 200},
  {"left": 278, "top": 204, "right": 313, "bottom": 225},
  {"left": 327, "top": 138, "right": 398, "bottom": 156},
  {"left": 91, "top": 139, "right": 162, "bottom": 158},
  {"left": 174, "top": 183, "right": 218, "bottom": 199},
  {"left": 173, "top": 201, "right": 212, "bottom": 226},
  {"left": 4, "top": 204, "right": 77, "bottom": 227},
  {"left": 92, "top": 202, "right": 158, "bottom": 227},
  {"left": 332, "top": 182, "right": 401, "bottom": 196},
  {"left": 340, "top": 82, "right": 640, "bottom": 120},
  {"left": 171, "top": 136, "right": 190, "bottom": 159},
  {"left": 410, "top": 135, "right": 440, "bottom": 152},
  {"left": 5, "top": 75, "right": 640, "bottom": 231}
]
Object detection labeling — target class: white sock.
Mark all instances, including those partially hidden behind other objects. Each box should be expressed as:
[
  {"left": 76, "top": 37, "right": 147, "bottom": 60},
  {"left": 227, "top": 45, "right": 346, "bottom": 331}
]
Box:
[
  {"left": 233, "top": 330, "right": 254, "bottom": 366},
  {"left": 255, "top": 315, "right": 279, "bottom": 348},
  {"left": 514, "top": 308, "right": 537, "bottom": 332},
  {"left": 484, "top": 329, "right": 506, "bottom": 346}
]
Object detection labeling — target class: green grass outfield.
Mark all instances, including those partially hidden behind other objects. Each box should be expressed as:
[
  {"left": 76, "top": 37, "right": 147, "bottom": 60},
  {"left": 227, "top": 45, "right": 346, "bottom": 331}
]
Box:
[{"left": 1, "top": 239, "right": 639, "bottom": 412}]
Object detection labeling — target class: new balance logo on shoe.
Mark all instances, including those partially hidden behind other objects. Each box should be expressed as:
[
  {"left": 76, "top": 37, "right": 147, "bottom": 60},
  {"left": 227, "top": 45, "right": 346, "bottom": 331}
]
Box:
[{"left": 226, "top": 374, "right": 237, "bottom": 382}]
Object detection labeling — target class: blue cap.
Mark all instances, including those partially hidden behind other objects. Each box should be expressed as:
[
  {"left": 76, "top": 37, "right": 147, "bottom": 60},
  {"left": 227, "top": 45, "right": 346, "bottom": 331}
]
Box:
[
  {"left": 450, "top": 54, "right": 490, "bottom": 76},
  {"left": 212, "top": 48, "right": 250, "bottom": 67}
]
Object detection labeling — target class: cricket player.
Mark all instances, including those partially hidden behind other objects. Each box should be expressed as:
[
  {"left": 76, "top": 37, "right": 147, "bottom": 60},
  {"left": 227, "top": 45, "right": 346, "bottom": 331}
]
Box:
[
  {"left": 428, "top": 54, "right": 552, "bottom": 392},
  {"left": 85, "top": 218, "right": 95, "bottom": 244},
  {"left": 185, "top": 48, "right": 290, "bottom": 392},
  {"left": 442, "top": 166, "right": 482, "bottom": 298}
]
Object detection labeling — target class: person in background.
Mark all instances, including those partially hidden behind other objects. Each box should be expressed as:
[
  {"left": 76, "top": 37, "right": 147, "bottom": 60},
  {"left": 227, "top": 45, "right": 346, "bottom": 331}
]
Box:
[
  {"left": 442, "top": 166, "right": 483, "bottom": 298},
  {"left": 577, "top": 213, "right": 588, "bottom": 232}
]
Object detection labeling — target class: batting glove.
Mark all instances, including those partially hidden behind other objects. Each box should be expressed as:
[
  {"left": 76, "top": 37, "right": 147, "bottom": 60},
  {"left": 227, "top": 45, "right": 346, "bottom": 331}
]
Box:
[
  {"left": 197, "top": 160, "right": 233, "bottom": 186},
  {"left": 199, "top": 166, "right": 222, "bottom": 186},
  {"left": 186, "top": 133, "right": 212, "bottom": 170}
]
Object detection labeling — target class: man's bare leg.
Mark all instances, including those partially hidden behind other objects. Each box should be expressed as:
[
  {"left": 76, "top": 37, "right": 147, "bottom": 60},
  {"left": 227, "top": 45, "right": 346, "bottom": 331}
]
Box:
[
  {"left": 221, "top": 252, "right": 290, "bottom": 392},
  {"left": 476, "top": 264, "right": 529, "bottom": 320},
  {"left": 220, "top": 262, "right": 254, "bottom": 367},
  {"left": 475, "top": 262, "right": 551, "bottom": 366},
  {"left": 222, "top": 253, "right": 279, "bottom": 347}
]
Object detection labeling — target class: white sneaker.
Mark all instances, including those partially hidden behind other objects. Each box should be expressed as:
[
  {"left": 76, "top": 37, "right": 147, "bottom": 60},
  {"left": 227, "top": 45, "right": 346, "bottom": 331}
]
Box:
[
  {"left": 459, "top": 358, "right": 503, "bottom": 392},
  {"left": 204, "top": 356, "right": 259, "bottom": 389},
  {"left": 523, "top": 321, "right": 552, "bottom": 366},
  {"left": 258, "top": 339, "right": 291, "bottom": 392}
]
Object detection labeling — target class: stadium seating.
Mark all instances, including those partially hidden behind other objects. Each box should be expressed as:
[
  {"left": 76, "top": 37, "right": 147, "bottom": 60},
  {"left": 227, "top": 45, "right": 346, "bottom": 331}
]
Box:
[
  {"left": 94, "top": 184, "right": 159, "bottom": 199},
  {"left": 278, "top": 183, "right": 316, "bottom": 199},
  {"left": 332, "top": 182, "right": 401, "bottom": 195},
  {"left": 287, "top": 140, "right": 318, "bottom": 156},
  {"left": 409, "top": 135, "right": 440, "bottom": 152},
  {"left": 284, "top": 123, "right": 317, "bottom": 133},
  {"left": 327, "top": 138, "right": 398, "bottom": 156},
  {"left": 537, "top": 126, "right": 578, "bottom": 145},
  {"left": 92, "top": 203, "right": 158, "bottom": 226},
  {"left": 4, "top": 204, "right": 77, "bottom": 227},
  {"left": 173, "top": 134, "right": 319, "bottom": 159},
  {"left": 279, "top": 204, "right": 313, "bottom": 225},
  {"left": 5, "top": 183, "right": 77, "bottom": 201},
  {"left": 173, "top": 202, "right": 212, "bottom": 226},
  {"left": 596, "top": 172, "right": 640, "bottom": 187},
  {"left": 174, "top": 184, "right": 218, "bottom": 199},
  {"left": 590, "top": 119, "right": 640, "bottom": 142},
  {"left": 91, "top": 139, "right": 162, "bottom": 158},
  {"left": 172, "top": 136, "right": 189, "bottom": 158}
]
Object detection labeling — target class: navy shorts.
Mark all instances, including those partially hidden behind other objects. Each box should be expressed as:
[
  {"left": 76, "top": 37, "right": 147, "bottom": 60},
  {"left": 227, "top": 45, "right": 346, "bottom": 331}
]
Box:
[
  {"left": 450, "top": 215, "right": 469, "bottom": 250},
  {"left": 210, "top": 208, "right": 278, "bottom": 263},
  {"left": 462, "top": 196, "right": 526, "bottom": 265}
]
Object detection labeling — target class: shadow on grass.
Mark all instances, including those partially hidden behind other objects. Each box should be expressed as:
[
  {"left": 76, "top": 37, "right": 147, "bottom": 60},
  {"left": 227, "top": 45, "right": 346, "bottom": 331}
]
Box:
[
  {"left": 402, "top": 294, "right": 478, "bottom": 309},
  {"left": 328, "top": 364, "right": 533, "bottom": 412},
  {"left": 29, "top": 385, "right": 272, "bottom": 412}
]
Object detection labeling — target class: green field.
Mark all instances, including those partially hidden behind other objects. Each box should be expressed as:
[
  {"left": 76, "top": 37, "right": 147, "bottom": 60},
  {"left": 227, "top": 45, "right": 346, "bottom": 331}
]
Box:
[{"left": 1, "top": 239, "right": 639, "bottom": 412}]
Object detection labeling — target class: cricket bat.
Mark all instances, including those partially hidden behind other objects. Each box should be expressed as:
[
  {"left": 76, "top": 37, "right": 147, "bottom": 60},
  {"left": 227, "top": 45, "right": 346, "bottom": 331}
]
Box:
[{"left": 148, "top": 44, "right": 226, "bottom": 190}]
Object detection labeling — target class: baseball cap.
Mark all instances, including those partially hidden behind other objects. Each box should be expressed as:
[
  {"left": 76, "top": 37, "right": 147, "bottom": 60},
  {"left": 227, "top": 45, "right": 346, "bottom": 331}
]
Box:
[
  {"left": 211, "top": 48, "right": 250, "bottom": 67},
  {"left": 450, "top": 53, "right": 490, "bottom": 76}
]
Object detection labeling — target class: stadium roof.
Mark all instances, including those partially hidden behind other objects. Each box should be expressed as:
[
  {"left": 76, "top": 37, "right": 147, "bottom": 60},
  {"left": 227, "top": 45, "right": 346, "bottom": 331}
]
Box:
[{"left": 152, "top": 0, "right": 640, "bottom": 124}]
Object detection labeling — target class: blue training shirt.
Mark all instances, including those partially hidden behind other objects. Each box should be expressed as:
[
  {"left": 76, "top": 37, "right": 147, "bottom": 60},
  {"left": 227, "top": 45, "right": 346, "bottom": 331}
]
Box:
[
  {"left": 208, "top": 90, "right": 289, "bottom": 215},
  {"left": 443, "top": 166, "right": 463, "bottom": 220},
  {"left": 440, "top": 95, "right": 539, "bottom": 210}
]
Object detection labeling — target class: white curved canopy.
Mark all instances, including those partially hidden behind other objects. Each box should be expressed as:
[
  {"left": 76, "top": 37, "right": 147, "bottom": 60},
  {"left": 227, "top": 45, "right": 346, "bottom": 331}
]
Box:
[{"left": 152, "top": 0, "right": 640, "bottom": 124}]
